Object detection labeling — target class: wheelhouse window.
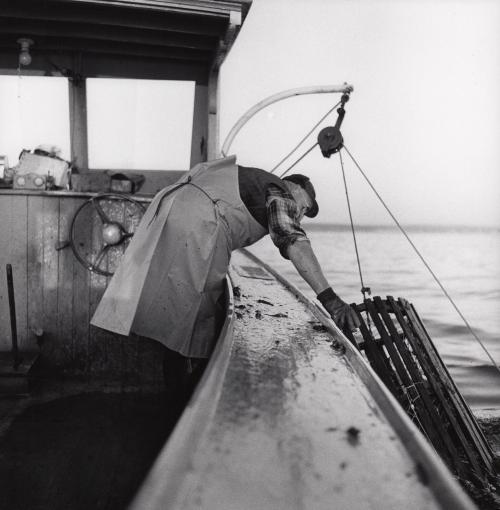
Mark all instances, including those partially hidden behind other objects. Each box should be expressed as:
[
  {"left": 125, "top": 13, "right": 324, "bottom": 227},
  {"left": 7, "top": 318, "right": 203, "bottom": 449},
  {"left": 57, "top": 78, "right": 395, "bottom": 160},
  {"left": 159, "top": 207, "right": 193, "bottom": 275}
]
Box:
[
  {"left": 0, "top": 76, "right": 70, "bottom": 166},
  {"left": 86, "top": 78, "right": 195, "bottom": 171}
]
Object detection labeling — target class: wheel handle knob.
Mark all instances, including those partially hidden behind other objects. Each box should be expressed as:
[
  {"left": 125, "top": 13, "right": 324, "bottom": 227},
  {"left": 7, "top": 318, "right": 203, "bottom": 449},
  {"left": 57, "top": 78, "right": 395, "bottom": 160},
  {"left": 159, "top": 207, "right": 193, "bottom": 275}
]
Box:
[{"left": 102, "top": 223, "right": 123, "bottom": 245}]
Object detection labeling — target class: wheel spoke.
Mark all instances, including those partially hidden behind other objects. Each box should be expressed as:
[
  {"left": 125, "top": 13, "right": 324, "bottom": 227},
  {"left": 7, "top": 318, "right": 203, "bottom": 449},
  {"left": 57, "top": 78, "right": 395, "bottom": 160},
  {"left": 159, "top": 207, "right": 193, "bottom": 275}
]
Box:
[
  {"left": 91, "top": 245, "right": 110, "bottom": 272},
  {"left": 71, "top": 193, "right": 146, "bottom": 277},
  {"left": 92, "top": 198, "right": 111, "bottom": 224}
]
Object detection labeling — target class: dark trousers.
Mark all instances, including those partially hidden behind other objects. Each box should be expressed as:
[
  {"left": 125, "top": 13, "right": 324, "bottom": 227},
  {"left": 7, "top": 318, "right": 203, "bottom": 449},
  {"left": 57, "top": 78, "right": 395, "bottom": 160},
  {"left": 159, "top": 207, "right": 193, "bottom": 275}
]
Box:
[{"left": 162, "top": 347, "right": 208, "bottom": 413}]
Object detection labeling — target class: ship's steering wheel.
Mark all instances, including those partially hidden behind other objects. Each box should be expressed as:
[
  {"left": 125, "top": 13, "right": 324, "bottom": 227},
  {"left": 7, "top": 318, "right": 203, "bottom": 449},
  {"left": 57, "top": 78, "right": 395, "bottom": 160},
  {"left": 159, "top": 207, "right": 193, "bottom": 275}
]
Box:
[{"left": 70, "top": 193, "right": 146, "bottom": 277}]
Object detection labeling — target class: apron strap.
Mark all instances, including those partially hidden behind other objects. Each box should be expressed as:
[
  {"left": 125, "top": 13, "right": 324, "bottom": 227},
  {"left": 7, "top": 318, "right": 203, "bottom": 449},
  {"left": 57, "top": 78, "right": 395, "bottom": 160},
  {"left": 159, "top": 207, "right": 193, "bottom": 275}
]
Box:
[{"left": 148, "top": 177, "right": 220, "bottom": 227}]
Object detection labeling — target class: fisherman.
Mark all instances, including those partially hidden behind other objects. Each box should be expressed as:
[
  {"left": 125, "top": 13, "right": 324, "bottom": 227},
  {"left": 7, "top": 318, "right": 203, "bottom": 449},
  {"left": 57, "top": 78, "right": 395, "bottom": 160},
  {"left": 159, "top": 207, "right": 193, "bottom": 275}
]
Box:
[{"left": 91, "top": 156, "right": 358, "bottom": 401}]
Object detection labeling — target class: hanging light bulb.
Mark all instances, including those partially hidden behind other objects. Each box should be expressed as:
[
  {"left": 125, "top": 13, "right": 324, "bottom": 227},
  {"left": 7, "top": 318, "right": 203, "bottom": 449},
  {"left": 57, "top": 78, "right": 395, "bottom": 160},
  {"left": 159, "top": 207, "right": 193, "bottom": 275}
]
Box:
[{"left": 17, "top": 38, "right": 34, "bottom": 66}]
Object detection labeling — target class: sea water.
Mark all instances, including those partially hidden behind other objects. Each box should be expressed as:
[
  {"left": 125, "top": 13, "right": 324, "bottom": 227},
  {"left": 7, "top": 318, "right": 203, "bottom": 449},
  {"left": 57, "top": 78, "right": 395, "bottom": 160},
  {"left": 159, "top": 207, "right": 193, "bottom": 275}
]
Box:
[{"left": 248, "top": 224, "right": 500, "bottom": 416}]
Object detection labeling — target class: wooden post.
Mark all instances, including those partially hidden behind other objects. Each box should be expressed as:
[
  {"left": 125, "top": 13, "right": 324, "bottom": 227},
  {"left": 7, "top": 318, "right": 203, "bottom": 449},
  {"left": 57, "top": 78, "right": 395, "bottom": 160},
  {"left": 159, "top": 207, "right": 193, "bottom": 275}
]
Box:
[
  {"left": 207, "top": 69, "right": 220, "bottom": 160},
  {"left": 190, "top": 84, "right": 208, "bottom": 166},
  {"left": 207, "top": 10, "right": 242, "bottom": 160},
  {"left": 68, "top": 72, "right": 89, "bottom": 172}
]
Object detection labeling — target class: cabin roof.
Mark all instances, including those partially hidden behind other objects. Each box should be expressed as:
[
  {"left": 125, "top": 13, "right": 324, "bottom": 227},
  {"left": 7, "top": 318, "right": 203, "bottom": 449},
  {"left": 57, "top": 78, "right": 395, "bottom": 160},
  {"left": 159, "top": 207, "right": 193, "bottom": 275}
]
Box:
[{"left": 0, "top": 0, "right": 251, "bottom": 82}]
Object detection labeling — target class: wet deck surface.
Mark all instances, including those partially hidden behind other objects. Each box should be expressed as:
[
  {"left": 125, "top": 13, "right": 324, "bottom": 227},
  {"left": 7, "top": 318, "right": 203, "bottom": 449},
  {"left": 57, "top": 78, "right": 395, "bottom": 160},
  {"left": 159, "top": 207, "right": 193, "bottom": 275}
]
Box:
[
  {"left": 136, "top": 250, "right": 453, "bottom": 510},
  {"left": 0, "top": 384, "right": 177, "bottom": 510}
]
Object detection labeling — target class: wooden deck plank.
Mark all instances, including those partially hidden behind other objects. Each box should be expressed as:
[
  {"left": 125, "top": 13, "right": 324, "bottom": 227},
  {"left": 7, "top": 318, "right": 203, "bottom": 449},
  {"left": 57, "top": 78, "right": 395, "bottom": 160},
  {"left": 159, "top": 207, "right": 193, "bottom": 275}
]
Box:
[
  {"left": 100, "top": 197, "right": 126, "bottom": 376},
  {"left": 0, "top": 195, "right": 14, "bottom": 351},
  {"left": 56, "top": 198, "right": 78, "bottom": 368},
  {"left": 9, "top": 196, "right": 29, "bottom": 351},
  {"left": 88, "top": 205, "right": 109, "bottom": 374},
  {"left": 0, "top": 196, "right": 29, "bottom": 351},
  {"left": 27, "top": 196, "right": 45, "bottom": 353},
  {"left": 71, "top": 198, "right": 92, "bottom": 373},
  {"left": 41, "top": 197, "right": 62, "bottom": 366}
]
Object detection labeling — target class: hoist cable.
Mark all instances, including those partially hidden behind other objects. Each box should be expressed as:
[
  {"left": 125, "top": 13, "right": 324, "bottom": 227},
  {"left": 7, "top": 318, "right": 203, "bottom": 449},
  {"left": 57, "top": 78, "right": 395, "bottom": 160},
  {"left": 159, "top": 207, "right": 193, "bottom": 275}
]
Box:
[
  {"left": 279, "top": 143, "right": 318, "bottom": 179},
  {"left": 343, "top": 145, "right": 500, "bottom": 375},
  {"left": 271, "top": 100, "right": 342, "bottom": 174},
  {"left": 338, "top": 150, "right": 367, "bottom": 296}
]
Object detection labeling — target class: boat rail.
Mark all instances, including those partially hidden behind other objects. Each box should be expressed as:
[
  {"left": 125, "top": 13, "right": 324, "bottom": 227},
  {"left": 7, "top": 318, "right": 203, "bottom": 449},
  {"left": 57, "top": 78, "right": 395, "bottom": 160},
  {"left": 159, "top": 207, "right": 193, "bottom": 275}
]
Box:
[{"left": 129, "top": 248, "right": 476, "bottom": 510}]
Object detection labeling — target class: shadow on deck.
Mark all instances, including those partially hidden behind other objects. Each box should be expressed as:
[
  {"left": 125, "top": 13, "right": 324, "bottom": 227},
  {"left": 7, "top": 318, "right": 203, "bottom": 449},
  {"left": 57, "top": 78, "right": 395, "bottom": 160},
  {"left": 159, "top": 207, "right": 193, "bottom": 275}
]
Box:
[{"left": 0, "top": 380, "right": 180, "bottom": 510}]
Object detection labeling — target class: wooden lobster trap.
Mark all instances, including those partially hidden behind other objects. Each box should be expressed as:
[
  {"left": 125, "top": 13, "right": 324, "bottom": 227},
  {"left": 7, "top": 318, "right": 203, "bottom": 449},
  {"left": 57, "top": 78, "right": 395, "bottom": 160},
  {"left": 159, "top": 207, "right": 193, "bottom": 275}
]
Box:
[{"left": 346, "top": 296, "right": 498, "bottom": 489}]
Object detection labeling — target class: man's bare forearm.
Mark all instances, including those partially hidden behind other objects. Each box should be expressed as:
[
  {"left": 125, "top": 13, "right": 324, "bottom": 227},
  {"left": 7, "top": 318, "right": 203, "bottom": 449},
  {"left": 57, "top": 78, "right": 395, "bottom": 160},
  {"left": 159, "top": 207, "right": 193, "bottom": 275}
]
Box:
[
  {"left": 287, "top": 240, "right": 359, "bottom": 331},
  {"left": 287, "top": 240, "right": 329, "bottom": 295}
]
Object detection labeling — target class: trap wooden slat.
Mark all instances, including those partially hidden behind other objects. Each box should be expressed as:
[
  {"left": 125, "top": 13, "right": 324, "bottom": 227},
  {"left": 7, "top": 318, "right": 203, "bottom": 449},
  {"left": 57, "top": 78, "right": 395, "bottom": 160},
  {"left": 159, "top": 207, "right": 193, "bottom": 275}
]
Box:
[
  {"left": 398, "top": 304, "right": 486, "bottom": 481},
  {"left": 356, "top": 297, "right": 467, "bottom": 478},
  {"left": 374, "top": 296, "right": 462, "bottom": 471},
  {"left": 384, "top": 296, "right": 472, "bottom": 478},
  {"left": 349, "top": 296, "right": 497, "bottom": 488},
  {"left": 393, "top": 299, "right": 488, "bottom": 481},
  {"left": 407, "top": 300, "right": 495, "bottom": 458},
  {"left": 401, "top": 299, "right": 495, "bottom": 470},
  {"left": 350, "top": 305, "right": 396, "bottom": 392}
]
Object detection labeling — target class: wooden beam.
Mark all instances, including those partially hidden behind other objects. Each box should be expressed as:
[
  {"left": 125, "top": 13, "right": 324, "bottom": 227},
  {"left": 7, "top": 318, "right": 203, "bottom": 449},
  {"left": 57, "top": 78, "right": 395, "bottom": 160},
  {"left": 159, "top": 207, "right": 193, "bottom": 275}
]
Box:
[
  {"left": 0, "top": 1, "right": 228, "bottom": 36},
  {"left": 211, "top": 10, "right": 242, "bottom": 71},
  {"left": 0, "top": 50, "right": 210, "bottom": 83},
  {"left": 0, "top": 36, "right": 212, "bottom": 62},
  {"left": 67, "top": 0, "right": 249, "bottom": 17},
  {"left": 0, "top": 18, "right": 219, "bottom": 51}
]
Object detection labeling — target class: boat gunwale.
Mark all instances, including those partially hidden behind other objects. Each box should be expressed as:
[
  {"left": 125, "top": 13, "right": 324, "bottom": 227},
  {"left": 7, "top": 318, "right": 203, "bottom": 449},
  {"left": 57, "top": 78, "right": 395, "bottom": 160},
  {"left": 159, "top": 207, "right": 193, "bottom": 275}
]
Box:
[
  {"left": 129, "top": 247, "right": 475, "bottom": 510},
  {"left": 239, "top": 247, "right": 476, "bottom": 510},
  {"left": 128, "top": 277, "right": 236, "bottom": 510}
]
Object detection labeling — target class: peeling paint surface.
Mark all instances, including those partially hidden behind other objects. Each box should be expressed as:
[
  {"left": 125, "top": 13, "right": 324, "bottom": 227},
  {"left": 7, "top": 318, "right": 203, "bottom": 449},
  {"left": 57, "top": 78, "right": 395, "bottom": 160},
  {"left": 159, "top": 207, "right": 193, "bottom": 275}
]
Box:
[{"left": 172, "top": 250, "right": 442, "bottom": 510}]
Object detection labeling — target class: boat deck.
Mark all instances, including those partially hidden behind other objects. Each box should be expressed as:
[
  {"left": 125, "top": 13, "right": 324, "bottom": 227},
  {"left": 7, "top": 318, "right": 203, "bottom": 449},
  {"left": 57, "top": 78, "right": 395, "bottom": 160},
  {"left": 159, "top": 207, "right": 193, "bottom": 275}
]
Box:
[
  {"left": 0, "top": 380, "right": 176, "bottom": 510},
  {"left": 131, "top": 249, "right": 475, "bottom": 510}
]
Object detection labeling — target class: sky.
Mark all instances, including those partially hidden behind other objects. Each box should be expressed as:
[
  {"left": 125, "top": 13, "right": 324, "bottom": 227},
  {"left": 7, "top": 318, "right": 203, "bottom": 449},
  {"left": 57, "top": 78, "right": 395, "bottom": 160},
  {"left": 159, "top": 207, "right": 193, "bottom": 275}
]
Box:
[{"left": 219, "top": 0, "right": 500, "bottom": 227}]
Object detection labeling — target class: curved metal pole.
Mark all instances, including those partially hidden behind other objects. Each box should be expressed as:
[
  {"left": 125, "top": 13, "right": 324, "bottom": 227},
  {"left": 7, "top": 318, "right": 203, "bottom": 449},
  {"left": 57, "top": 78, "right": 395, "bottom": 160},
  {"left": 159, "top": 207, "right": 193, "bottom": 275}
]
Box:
[{"left": 220, "top": 83, "right": 354, "bottom": 157}]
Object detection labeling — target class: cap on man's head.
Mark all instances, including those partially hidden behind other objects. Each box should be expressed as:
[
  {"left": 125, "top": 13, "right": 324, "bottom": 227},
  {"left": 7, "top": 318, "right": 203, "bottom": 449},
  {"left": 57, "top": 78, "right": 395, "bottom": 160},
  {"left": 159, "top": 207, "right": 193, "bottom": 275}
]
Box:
[{"left": 282, "top": 174, "right": 319, "bottom": 218}]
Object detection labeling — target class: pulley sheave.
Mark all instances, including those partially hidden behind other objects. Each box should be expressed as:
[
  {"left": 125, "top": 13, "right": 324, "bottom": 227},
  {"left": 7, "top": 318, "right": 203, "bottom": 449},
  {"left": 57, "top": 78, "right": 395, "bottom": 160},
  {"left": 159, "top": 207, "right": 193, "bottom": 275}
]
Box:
[
  {"left": 318, "top": 126, "right": 344, "bottom": 157},
  {"left": 317, "top": 92, "right": 350, "bottom": 158}
]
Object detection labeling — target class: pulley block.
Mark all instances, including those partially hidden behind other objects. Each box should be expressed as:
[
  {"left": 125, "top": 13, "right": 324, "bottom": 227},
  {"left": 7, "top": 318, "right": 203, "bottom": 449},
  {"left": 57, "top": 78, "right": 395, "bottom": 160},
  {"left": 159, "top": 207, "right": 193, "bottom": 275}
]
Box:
[
  {"left": 318, "top": 126, "right": 344, "bottom": 157},
  {"left": 318, "top": 92, "right": 350, "bottom": 158}
]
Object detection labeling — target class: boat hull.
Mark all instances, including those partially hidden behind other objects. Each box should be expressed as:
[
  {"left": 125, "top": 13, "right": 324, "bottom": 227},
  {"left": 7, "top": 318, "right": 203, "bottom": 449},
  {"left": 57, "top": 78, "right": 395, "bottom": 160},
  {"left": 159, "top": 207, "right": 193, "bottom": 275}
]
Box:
[{"left": 130, "top": 248, "right": 475, "bottom": 510}]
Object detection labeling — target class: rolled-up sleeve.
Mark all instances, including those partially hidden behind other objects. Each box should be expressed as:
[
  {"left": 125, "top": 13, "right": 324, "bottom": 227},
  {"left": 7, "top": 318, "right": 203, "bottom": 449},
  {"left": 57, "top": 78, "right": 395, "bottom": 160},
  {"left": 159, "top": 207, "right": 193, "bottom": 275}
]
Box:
[{"left": 266, "top": 185, "right": 309, "bottom": 259}]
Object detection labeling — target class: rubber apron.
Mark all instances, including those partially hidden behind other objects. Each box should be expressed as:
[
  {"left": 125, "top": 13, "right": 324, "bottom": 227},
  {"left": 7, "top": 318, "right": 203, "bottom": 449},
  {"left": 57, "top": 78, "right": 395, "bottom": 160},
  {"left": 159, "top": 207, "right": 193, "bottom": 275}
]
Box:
[{"left": 91, "top": 156, "right": 267, "bottom": 358}]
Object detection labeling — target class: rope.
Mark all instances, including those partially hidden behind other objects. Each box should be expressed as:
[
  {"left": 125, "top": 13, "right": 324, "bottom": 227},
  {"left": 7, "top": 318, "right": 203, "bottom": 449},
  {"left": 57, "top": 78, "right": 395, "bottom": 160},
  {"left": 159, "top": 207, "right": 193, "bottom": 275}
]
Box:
[
  {"left": 261, "top": 96, "right": 499, "bottom": 376},
  {"left": 343, "top": 145, "right": 500, "bottom": 376},
  {"left": 271, "top": 100, "right": 341, "bottom": 174},
  {"left": 278, "top": 142, "right": 318, "bottom": 179},
  {"left": 403, "top": 382, "right": 436, "bottom": 448},
  {"left": 339, "top": 150, "right": 369, "bottom": 299}
]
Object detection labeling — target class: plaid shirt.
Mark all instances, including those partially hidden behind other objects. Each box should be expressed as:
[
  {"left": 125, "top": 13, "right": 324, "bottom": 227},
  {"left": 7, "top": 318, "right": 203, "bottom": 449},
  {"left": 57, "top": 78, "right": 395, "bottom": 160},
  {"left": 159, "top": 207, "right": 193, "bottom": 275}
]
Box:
[{"left": 266, "top": 184, "right": 310, "bottom": 259}]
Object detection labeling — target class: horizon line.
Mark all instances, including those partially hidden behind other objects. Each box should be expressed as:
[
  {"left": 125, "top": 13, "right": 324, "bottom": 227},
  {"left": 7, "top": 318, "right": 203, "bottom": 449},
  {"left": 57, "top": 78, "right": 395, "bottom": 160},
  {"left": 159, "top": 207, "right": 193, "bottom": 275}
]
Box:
[{"left": 304, "top": 222, "right": 500, "bottom": 232}]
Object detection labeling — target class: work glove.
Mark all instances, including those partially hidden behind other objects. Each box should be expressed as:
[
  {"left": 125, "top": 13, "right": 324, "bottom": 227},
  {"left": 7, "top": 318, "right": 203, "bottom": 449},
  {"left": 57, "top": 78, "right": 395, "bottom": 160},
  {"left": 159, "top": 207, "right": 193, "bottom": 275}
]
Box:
[{"left": 317, "top": 287, "right": 360, "bottom": 333}]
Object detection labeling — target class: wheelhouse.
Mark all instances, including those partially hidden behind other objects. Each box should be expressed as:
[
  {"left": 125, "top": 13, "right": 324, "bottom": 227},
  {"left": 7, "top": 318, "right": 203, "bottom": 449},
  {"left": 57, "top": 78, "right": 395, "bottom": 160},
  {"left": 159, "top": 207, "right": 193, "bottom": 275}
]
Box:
[{"left": 0, "top": 0, "right": 251, "bottom": 376}]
